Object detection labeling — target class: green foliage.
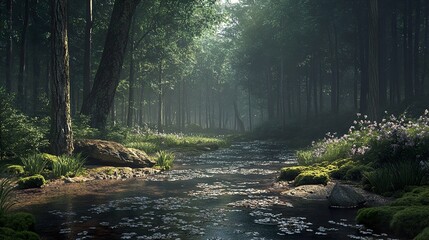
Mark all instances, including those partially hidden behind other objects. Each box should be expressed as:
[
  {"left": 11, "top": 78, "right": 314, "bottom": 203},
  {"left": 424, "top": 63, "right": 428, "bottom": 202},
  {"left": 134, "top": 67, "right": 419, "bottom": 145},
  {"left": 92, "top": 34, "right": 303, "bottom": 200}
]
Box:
[
  {"left": 72, "top": 115, "right": 100, "bottom": 139},
  {"left": 3, "top": 165, "right": 24, "bottom": 176},
  {"left": 21, "top": 155, "right": 47, "bottom": 176},
  {"left": 415, "top": 227, "right": 429, "bottom": 240},
  {"left": 17, "top": 175, "right": 46, "bottom": 189},
  {"left": 356, "top": 206, "right": 404, "bottom": 233},
  {"left": 51, "top": 154, "right": 85, "bottom": 178},
  {"left": 154, "top": 151, "right": 175, "bottom": 171},
  {"left": 330, "top": 161, "right": 356, "bottom": 180},
  {"left": 294, "top": 170, "right": 329, "bottom": 186},
  {"left": 279, "top": 166, "right": 309, "bottom": 181},
  {"left": 390, "top": 206, "right": 429, "bottom": 238},
  {"left": 125, "top": 142, "right": 160, "bottom": 154},
  {"left": 39, "top": 153, "right": 58, "bottom": 169},
  {"left": 0, "top": 213, "right": 35, "bottom": 231},
  {"left": 0, "top": 180, "right": 15, "bottom": 216},
  {"left": 391, "top": 186, "right": 429, "bottom": 206},
  {"left": 0, "top": 88, "right": 48, "bottom": 160},
  {"left": 344, "top": 165, "right": 374, "bottom": 181},
  {"left": 363, "top": 161, "right": 426, "bottom": 195}
]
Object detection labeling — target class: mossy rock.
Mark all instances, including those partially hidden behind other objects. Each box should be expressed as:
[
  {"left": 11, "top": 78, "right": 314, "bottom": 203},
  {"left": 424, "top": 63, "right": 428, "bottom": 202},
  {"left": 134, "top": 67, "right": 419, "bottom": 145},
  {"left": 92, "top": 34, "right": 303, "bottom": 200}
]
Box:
[
  {"left": 17, "top": 175, "right": 46, "bottom": 189},
  {"left": 391, "top": 186, "right": 429, "bottom": 206},
  {"left": 0, "top": 227, "right": 39, "bottom": 240},
  {"left": 330, "top": 161, "right": 356, "bottom": 180},
  {"left": 415, "top": 227, "right": 429, "bottom": 240},
  {"left": 356, "top": 206, "right": 404, "bottom": 232},
  {"left": 39, "top": 153, "right": 58, "bottom": 169},
  {"left": 344, "top": 165, "right": 373, "bottom": 181},
  {"left": 0, "top": 212, "right": 36, "bottom": 231},
  {"left": 3, "top": 165, "right": 24, "bottom": 176},
  {"left": 331, "top": 158, "right": 353, "bottom": 167},
  {"left": 390, "top": 206, "right": 429, "bottom": 238},
  {"left": 14, "top": 231, "right": 40, "bottom": 240},
  {"left": 279, "top": 166, "right": 308, "bottom": 181},
  {"left": 294, "top": 170, "right": 329, "bottom": 186}
]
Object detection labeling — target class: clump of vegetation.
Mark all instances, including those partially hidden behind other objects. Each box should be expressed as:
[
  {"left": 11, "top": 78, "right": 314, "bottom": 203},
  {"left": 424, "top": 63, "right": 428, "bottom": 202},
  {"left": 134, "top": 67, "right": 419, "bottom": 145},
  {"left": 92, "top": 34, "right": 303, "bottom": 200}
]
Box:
[
  {"left": 294, "top": 170, "right": 329, "bottom": 186},
  {"left": 3, "top": 165, "right": 24, "bottom": 176},
  {"left": 0, "top": 180, "right": 15, "bottom": 216},
  {"left": 17, "top": 175, "right": 46, "bottom": 189},
  {"left": 0, "top": 212, "right": 39, "bottom": 240},
  {"left": 39, "top": 153, "right": 58, "bottom": 169},
  {"left": 51, "top": 154, "right": 85, "bottom": 178},
  {"left": 415, "top": 227, "right": 429, "bottom": 240},
  {"left": 0, "top": 88, "right": 48, "bottom": 160},
  {"left": 279, "top": 166, "right": 309, "bottom": 181},
  {"left": 357, "top": 186, "right": 429, "bottom": 238},
  {"left": 21, "top": 155, "right": 47, "bottom": 176},
  {"left": 293, "top": 111, "right": 429, "bottom": 194},
  {"left": 154, "top": 151, "right": 175, "bottom": 171}
]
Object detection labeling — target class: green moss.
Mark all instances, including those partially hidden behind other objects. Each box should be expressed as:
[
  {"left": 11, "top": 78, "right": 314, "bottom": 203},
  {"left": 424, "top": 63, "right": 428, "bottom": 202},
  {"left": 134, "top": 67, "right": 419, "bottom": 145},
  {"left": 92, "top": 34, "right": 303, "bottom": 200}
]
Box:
[
  {"left": 39, "top": 153, "right": 58, "bottom": 169},
  {"left": 390, "top": 206, "right": 429, "bottom": 238},
  {"left": 294, "top": 170, "right": 329, "bottom": 186},
  {"left": 345, "top": 165, "right": 373, "bottom": 181},
  {"left": 356, "top": 206, "right": 404, "bottom": 232},
  {"left": 3, "top": 165, "right": 24, "bottom": 175},
  {"left": 14, "top": 231, "right": 40, "bottom": 240},
  {"left": 17, "top": 175, "right": 46, "bottom": 189},
  {"left": 0, "top": 227, "right": 39, "bottom": 240},
  {"left": 279, "top": 166, "right": 309, "bottom": 181},
  {"left": 415, "top": 227, "right": 429, "bottom": 240},
  {"left": 391, "top": 186, "right": 429, "bottom": 206},
  {"left": 0, "top": 212, "right": 36, "bottom": 231}
]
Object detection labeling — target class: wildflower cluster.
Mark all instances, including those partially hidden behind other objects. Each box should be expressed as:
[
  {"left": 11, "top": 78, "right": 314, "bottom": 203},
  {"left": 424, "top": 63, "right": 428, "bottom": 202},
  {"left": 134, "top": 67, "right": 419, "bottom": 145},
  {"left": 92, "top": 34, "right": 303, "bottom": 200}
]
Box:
[{"left": 297, "top": 110, "right": 429, "bottom": 166}]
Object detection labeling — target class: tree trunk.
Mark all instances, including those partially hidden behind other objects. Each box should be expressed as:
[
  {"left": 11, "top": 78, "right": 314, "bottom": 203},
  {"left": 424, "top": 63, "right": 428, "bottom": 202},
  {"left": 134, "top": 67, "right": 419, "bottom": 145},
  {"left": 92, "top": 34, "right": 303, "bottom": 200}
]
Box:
[
  {"left": 157, "top": 59, "right": 163, "bottom": 133},
  {"left": 422, "top": 0, "right": 429, "bottom": 94},
  {"left": 368, "top": 0, "right": 380, "bottom": 120},
  {"left": 378, "top": 0, "right": 387, "bottom": 110},
  {"left": 414, "top": 0, "right": 422, "bottom": 96},
  {"left": 81, "top": 0, "right": 141, "bottom": 129},
  {"left": 5, "top": 0, "right": 13, "bottom": 92},
  {"left": 127, "top": 17, "right": 136, "bottom": 128},
  {"left": 82, "top": 0, "right": 93, "bottom": 107},
  {"left": 18, "top": 0, "right": 30, "bottom": 110},
  {"left": 358, "top": 1, "right": 369, "bottom": 113},
  {"left": 50, "top": 0, "right": 73, "bottom": 155},
  {"left": 390, "top": 0, "right": 400, "bottom": 104}
]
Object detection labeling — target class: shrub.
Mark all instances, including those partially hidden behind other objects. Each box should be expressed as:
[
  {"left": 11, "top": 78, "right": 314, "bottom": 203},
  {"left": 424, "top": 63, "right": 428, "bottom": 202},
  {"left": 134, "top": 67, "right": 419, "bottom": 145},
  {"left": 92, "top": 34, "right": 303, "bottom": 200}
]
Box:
[
  {"left": 363, "top": 161, "right": 426, "bottom": 194},
  {"left": 415, "top": 227, "right": 429, "bottom": 240},
  {"left": 39, "top": 153, "right": 58, "bottom": 169},
  {"left": 279, "top": 166, "right": 309, "bottom": 181},
  {"left": 391, "top": 186, "right": 429, "bottom": 206},
  {"left": 154, "top": 151, "right": 174, "bottom": 171},
  {"left": 356, "top": 206, "right": 404, "bottom": 232},
  {"left": 344, "top": 165, "right": 373, "bottom": 181},
  {"left": 330, "top": 161, "right": 356, "bottom": 180},
  {"left": 0, "top": 212, "right": 35, "bottom": 231},
  {"left": 125, "top": 142, "right": 159, "bottom": 154},
  {"left": 0, "top": 88, "right": 48, "bottom": 160},
  {"left": 390, "top": 206, "right": 429, "bottom": 238},
  {"left": 0, "top": 180, "right": 14, "bottom": 215},
  {"left": 51, "top": 154, "right": 85, "bottom": 178},
  {"left": 72, "top": 115, "right": 100, "bottom": 139},
  {"left": 17, "top": 175, "right": 46, "bottom": 189},
  {"left": 21, "top": 155, "right": 47, "bottom": 175},
  {"left": 3, "top": 165, "right": 24, "bottom": 176},
  {"left": 294, "top": 170, "right": 329, "bottom": 186}
]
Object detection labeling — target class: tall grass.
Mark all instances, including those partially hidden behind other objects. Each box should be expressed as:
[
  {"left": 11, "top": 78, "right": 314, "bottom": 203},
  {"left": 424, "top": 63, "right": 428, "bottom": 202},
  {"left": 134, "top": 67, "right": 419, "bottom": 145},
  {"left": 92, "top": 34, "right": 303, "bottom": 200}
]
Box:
[
  {"left": 52, "top": 154, "right": 85, "bottom": 178},
  {"left": 154, "top": 151, "right": 174, "bottom": 171},
  {"left": 0, "top": 179, "right": 14, "bottom": 215},
  {"left": 21, "top": 154, "right": 47, "bottom": 175},
  {"left": 364, "top": 161, "right": 427, "bottom": 194}
]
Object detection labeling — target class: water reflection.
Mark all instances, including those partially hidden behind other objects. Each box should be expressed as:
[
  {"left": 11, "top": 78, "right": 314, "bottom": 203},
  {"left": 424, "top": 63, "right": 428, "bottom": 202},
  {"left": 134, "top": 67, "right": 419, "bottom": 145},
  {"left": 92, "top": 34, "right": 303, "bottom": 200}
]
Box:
[{"left": 22, "top": 141, "right": 397, "bottom": 239}]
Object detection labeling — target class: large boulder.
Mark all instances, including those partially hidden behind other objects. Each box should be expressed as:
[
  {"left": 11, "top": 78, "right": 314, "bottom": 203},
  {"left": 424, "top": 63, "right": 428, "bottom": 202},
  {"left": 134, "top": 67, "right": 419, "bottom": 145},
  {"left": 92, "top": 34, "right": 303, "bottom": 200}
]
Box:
[
  {"left": 328, "top": 183, "right": 366, "bottom": 208},
  {"left": 74, "top": 139, "right": 155, "bottom": 168}
]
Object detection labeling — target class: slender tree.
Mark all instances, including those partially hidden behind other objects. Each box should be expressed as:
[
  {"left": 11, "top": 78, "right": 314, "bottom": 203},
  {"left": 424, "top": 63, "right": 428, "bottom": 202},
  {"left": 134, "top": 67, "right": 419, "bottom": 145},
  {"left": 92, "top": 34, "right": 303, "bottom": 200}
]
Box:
[
  {"left": 5, "top": 0, "right": 13, "bottom": 92},
  {"left": 368, "top": 0, "right": 380, "bottom": 120},
  {"left": 82, "top": 0, "right": 93, "bottom": 107}
]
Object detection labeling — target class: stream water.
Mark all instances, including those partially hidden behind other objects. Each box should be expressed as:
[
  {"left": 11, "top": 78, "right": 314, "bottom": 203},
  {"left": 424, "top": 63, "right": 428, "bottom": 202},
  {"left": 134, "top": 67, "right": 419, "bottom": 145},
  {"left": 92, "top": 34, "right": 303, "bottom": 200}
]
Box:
[{"left": 22, "top": 141, "right": 396, "bottom": 240}]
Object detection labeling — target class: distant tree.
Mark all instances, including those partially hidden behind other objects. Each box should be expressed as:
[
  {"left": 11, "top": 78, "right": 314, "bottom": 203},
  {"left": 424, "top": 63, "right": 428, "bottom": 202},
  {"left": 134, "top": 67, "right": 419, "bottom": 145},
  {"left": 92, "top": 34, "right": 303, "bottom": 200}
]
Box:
[{"left": 368, "top": 0, "right": 380, "bottom": 120}]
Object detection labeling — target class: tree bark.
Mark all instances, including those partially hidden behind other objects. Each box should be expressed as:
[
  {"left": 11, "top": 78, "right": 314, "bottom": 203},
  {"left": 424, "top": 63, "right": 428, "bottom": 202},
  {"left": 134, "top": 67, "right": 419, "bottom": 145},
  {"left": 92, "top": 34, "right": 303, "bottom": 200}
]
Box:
[
  {"left": 414, "top": 0, "right": 422, "bottom": 96},
  {"left": 157, "top": 59, "right": 163, "bottom": 133},
  {"left": 82, "top": 0, "right": 93, "bottom": 108},
  {"left": 5, "top": 0, "right": 13, "bottom": 92},
  {"left": 50, "top": 0, "right": 73, "bottom": 155},
  {"left": 18, "top": 0, "right": 30, "bottom": 111},
  {"left": 81, "top": 0, "right": 141, "bottom": 129},
  {"left": 127, "top": 17, "right": 136, "bottom": 128},
  {"left": 390, "top": 0, "right": 400, "bottom": 104},
  {"left": 368, "top": 0, "right": 380, "bottom": 120}
]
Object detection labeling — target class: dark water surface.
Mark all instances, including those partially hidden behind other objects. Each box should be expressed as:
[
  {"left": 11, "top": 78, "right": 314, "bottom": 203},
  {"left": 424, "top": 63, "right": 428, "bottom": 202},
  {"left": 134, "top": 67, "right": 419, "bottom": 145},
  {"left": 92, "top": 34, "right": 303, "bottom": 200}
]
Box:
[{"left": 22, "top": 141, "right": 396, "bottom": 240}]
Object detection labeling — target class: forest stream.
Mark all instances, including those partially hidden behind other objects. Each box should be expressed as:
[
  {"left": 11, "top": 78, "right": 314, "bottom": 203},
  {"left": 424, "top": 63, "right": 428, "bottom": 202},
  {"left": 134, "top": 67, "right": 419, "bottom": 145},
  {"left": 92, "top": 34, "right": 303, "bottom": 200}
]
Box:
[{"left": 19, "top": 141, "right": 396, "bottom": 240}]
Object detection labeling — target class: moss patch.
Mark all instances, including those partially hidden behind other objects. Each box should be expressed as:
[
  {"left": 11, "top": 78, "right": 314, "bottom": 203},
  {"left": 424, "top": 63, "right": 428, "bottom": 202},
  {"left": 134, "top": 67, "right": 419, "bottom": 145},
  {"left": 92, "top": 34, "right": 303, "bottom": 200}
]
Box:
[
  {"left": 279, "top": 166, "right": 308, "bottom": 181},
  {"left": 390, "top": 206, "right": 429, "bottom": 238},
  {"left": 17, "top": 175, "right": 46, "bottom": 189},
  {"left": 294, "top": 170, "right": 329, "bottom": 186},
  {"left": 415, "top": 227, "right": 429, "bottom": 240},
  {"left": 3, "top": 165, "right": 24, "bottom": 176}
]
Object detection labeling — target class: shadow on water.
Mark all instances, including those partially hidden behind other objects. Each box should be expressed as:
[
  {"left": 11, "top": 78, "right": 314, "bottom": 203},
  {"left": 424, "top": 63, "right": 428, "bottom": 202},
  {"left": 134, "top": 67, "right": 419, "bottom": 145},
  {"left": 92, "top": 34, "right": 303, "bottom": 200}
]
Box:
[{"left": 20, "top": 141, "right": 397, "bottom": 240}]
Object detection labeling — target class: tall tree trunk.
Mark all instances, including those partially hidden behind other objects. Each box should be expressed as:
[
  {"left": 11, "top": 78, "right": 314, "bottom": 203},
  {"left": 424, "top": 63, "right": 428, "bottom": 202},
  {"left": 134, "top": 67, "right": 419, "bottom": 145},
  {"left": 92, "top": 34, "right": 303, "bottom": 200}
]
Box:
[
  {"left": 390, "top": 0, "right": 400, "bottom": 104},
  {"left": 50, "top": 0, "right": 73, "bottom": 155},
  {"left": 5, "top": 0, "right": 13, "bottom": 92},
  {"left": 378, "top": 0, "right": 387, "bottom": 111},
  {"left": 31, "top": 0, "right": 41, "bottom": 116},
  {"left": 81, "top": 0, "right": 141, "bottom": 129},
  {"left": 368, "top": 0, "right": 380, "bottom": 120},
  {"left": 127, "top": 17, "right": 136, "bottom": 127},
  {"left": 422, "top": 0, "right": 429, "bottom": 94},
  {"left": 414, "top": 0, "right": 422, "bottom": 96},
  {"left": 82, "top": 0, "right": 93, "bottom": 107},
  {"left": 18, "top": 0, "right": 30, "bottom": 110},
  {"left": 157, "top": 59, "right": 163, "bottom": 133},
  {"left": 404, "top": 0, "right": 413, "bottom": 100},
  {"left": 358, "top": 1, "right": 369, "bottom": 113}
]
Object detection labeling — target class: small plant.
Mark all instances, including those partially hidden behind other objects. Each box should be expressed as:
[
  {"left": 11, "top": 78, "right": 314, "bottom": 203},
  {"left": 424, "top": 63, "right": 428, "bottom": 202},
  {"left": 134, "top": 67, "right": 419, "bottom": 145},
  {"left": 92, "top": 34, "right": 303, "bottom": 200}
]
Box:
[
  {"left": 21, "top": 155, "right": 47, "bottom": 175},
  {"left": 51, "top": 154, "right": 85, "bottom": 178},
  {"left": 2, "top": 165, "right": 24, "bottom": 176},
  {"left": 0, "top": 179, "right": 15, "bottom": 216},
  {"left": 17, "top": 175, "right": 46, "bottom": 189},
  {"left": 154, "top": 151, "right": 175, "bottom": 171}
]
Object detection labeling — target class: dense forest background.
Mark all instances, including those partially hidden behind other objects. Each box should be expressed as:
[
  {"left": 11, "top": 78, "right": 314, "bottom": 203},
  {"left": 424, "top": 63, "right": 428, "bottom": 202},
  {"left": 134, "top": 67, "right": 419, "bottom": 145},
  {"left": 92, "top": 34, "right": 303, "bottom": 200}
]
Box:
[{"left": 0, "top": 0, "right": 428, "bottom": 139}]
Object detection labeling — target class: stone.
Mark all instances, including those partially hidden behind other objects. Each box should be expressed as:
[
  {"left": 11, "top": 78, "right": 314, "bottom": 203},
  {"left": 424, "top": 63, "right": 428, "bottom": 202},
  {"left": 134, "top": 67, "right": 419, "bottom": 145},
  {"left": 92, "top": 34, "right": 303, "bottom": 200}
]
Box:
[
  {"left": 327, "top": 183, "right": 366, "bottom": 208},
  {"left": 74, "top": 139, "right": 155, "bottom": 168}
]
